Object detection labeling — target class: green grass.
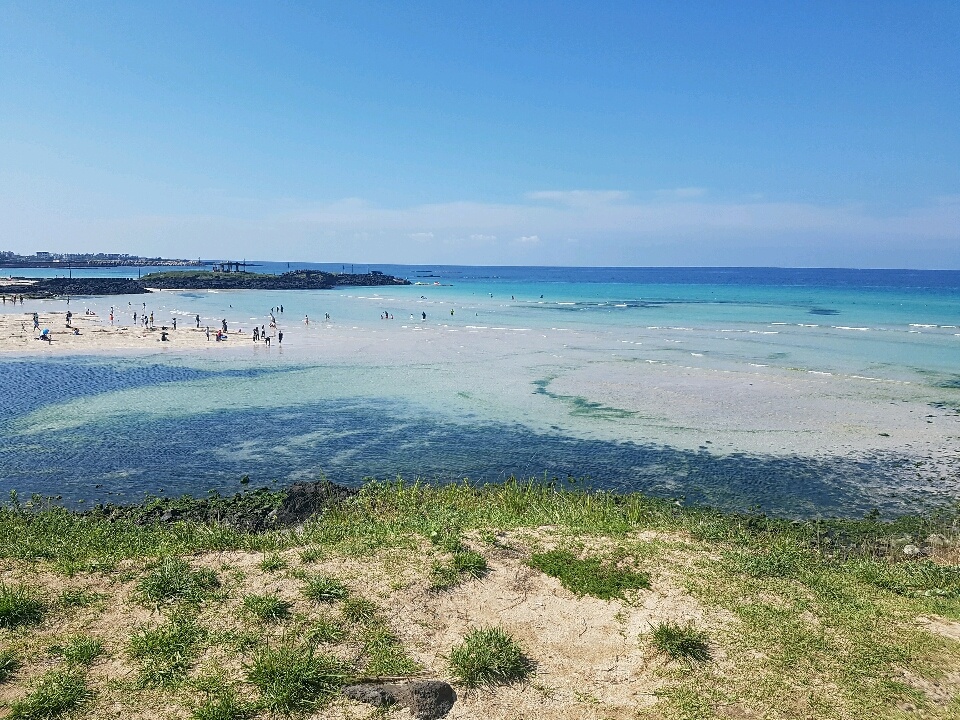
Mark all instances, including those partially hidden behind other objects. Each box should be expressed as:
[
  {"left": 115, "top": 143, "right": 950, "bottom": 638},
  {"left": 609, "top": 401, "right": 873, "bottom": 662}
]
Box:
[
  {"left": 650, "top": 621, "right": 711, "bottom": 664},
  {"left": 0, "top": 583, "right": 45, "bottom": 628},
  {"left": 137, "top": 556, "right": 219, "bottom": 605},
  {"left": 361, "top": 626, "right": 420, "bottom": 677},
  {"left": 528, "top": 549, "right": 649, "bottom": 599},
  {"left": 8, "top": 669, "right": 89, "bottom": 719},
  {"left": 1, "top": 480, "right": 959, "bottom": 718},
  {"left": 448, "top": 627, "right": 532, "bottom": 687},
  {"left": 299, "top": 547, "right": 324, "bottom": 564},
  {"left": 0, "top": 649, "right": 19, "bottom": 682},
  {"left": 306, "top": 617, "right": 346, "bottom": 644},
  {"left": 258, "top": 552, "right": 288, "bottom": 572},
  {"left": 190, "top": 676, "right": 255, "bottom": 720},
  {"left": 428, "top": 540, "right": 489, "bottom": 591},
  {"left": 59, "top": 587, "right": 104, "bottom": 608},
  {"left": 128, "top": 613, "right": 205, "bottom": 687},
  {"left": 51, "top": 634, "right": 104, "bottom": 665},
  {"left": 247, "top": 643, "right": 351, "bottom": 714},
  {"left": 302, "top": 573, "right": 349, "bottom": 603},
  {"left": 341, "top": 597, "right": 378, "bottom": 624},
  {"left": 853, "top": 558, "right": 960, "bottom": 598},
  {"left": 242, "top": 593, "right": 292, "bottom": 622}
]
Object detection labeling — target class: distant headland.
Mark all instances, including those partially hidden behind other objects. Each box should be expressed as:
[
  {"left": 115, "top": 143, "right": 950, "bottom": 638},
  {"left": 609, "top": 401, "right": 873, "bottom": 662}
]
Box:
[
  {"left": 0, "top": 250, "right": 202, "bottom": 269},
  {"left": 0, "top": 269, "right": 410, "bottom": 298}
]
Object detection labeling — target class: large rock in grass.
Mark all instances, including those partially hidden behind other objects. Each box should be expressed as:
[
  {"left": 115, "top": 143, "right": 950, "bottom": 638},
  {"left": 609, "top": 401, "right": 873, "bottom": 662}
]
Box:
[
  {"left": 268, "top": 480, "right": 356, "bottom": 526},
  {"left": 343, "top": 681, "right": 456, "bottom": 719}
]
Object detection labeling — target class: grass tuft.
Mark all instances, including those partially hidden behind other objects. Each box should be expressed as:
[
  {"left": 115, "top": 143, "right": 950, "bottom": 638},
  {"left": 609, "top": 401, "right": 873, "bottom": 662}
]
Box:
[
  {"left": 0, "top": 583, "right": 45, "bottom": 629},
  {"left": 298, "top": 547, "right": 324, "bottom": 564},
  {"left": 51, "top": 634, "right": 104, "bottom": 666},
  {"left": 429, "top": 543, "right": 489, "bottom": 591},
  {"left": 8, "top": 669, "right": 89, "bottom": 719},
  {"left": 362, "top": 626, "right": 421, "bottom": 677},
  {"left": 650, "top": 621, "right": 711, "bottom": 664},
  {"left": 302, "top": 573, "right": 349, "bottom": 603},
  {"left": 0, "top": 649, "right": 20, "bottom": 682},
  {"left": 247, "top": 642, "right": 350, "bottom": 714},
  {"left": 59, "top": 588, "right": 103, "bottom": 608},
  {"left": 448, "top": 627, "right": 532, "bottom": 687},
  {"left": 242, "top": 593, "right": 292, "bottom": 622},
  {"left": 529, "top": 549, "right": 649, "bottom": 599},
  {"left": 258, "top": 553, "right": 288, "bottom": 573},
  {"left": 307, "top": 617, "right": 346, "bottom": 644},
  {"left": 137, "top": 557, "right": 219, "bottom": 605},
  {"left": 128, "top": 613, "right": 205, "bottom": 687},
  {"left": 341, "top": 596, "right": 378, "bottom": 625},
  {"left": 191, "top": 689, "right": 254, "bottom": 720}
]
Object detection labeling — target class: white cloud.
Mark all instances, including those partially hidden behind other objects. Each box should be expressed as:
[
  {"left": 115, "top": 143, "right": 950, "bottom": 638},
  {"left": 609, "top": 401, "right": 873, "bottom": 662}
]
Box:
[
  {"left": 657, "top": 187, "right": 707, "bottom": 199},
  {"left": 2, "top": 189, "right": 959, "bottom": 267},
  {"left": 526, "top": 190, "right": 629, "bottom": 206}
]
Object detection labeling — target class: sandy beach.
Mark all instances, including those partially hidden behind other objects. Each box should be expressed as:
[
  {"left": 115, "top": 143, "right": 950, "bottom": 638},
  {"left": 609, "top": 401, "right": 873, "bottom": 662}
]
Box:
[{"left": 0, "top": 309, "right": 236, "bottom": 352}]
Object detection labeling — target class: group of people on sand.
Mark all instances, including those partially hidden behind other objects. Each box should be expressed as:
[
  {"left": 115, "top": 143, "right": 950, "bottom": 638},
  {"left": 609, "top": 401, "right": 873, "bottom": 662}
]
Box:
[{"left": 2, "top": 295, "right": 25, "bottom": 305}]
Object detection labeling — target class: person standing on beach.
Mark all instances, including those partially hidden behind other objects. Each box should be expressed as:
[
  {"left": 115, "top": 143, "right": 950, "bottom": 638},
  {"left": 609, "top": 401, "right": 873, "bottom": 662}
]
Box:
[
  {"left": 222, "top": 318, "right": 227, "bottom": 333},
  {"left": 206, "top": 326, "right": 210, "bottom": 341},
  {"left": 253, "top": 326, "right": 259, "bottom": 342},
  {"left": 304, "top": 315, "right": 309, "bottom": 324},
  {"left": 277, "top": 330, "right": 283, "bottom": 345},
  {"left": 33, "top": 313, "right": 39, "bottom": 330},
  {"left": 196, "top": 314, "right": 200, "bottom": 328},
  {"left": 422, "top": 311, "right": 426, "bottom": 320},
  {"left": 172, "top": 317, "right": 177, "bottom": 330}
]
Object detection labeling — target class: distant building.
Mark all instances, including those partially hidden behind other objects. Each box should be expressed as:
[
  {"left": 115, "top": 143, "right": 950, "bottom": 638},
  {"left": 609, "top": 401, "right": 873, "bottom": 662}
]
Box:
[{"left": 35, "top": 251, "right": 50, "bottom": 259}]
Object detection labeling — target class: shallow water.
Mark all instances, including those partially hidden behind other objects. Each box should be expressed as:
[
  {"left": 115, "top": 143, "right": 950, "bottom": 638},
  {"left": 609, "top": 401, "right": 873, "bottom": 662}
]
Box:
[{"left": 3, "top": 265, "right": 959, "bottom": 516}]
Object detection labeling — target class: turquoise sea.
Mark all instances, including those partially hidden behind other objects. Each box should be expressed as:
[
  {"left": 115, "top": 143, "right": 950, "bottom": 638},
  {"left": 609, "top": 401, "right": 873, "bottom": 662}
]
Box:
[{"left": 2, "top": 264, "right": 959, "bottom": 517}]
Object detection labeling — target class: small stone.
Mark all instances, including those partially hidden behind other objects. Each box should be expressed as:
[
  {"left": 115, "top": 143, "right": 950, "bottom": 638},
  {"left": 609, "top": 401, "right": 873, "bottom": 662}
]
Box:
[
  {"left": 902, "top": 544, "right": 920, "bottom": 556},
  {"left": 159, "top": 509, "right": 180, "bottom": 522}
]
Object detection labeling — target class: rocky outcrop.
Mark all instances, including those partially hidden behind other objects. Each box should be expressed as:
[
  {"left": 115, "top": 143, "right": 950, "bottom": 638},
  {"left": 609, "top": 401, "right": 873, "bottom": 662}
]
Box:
[
  {"left": 140, "top": 269, "right": 410, "bottom": 290},
  {"left": 88, "top": 480, "right": 357, "bottom": 532},
  {"left": 0, "top": 278, "right": 149, "bottom": 298},
  {"left": 0, "top": 270, "right": 410, "bottom": 298}
]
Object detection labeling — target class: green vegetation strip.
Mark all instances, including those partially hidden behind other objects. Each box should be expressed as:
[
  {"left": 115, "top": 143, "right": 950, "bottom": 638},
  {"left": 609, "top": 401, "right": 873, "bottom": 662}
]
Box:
[
  {"left": 529, "top": 548, "right": 649, "bottom": 599},
  {"left": 0, "top": 480, "right": 957, "bottom": 719}
]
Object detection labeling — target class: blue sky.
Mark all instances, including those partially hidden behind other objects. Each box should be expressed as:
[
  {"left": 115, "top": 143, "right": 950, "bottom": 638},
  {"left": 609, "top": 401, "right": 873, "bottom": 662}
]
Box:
[{"left": 1, "top": 1, "right": 958, "bottom": 267}]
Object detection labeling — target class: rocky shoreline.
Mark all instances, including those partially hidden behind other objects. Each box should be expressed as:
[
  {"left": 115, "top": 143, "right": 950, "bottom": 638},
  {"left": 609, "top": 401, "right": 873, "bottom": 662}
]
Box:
[
  {"left": 140, "top": 269, "right": 410, "bottom": 290},
  {"left": 0, "top": 269, "right": 410, "bottom": 298},
  {"left": 87, "top": 480, "right": 357, "bottom": 532}
]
